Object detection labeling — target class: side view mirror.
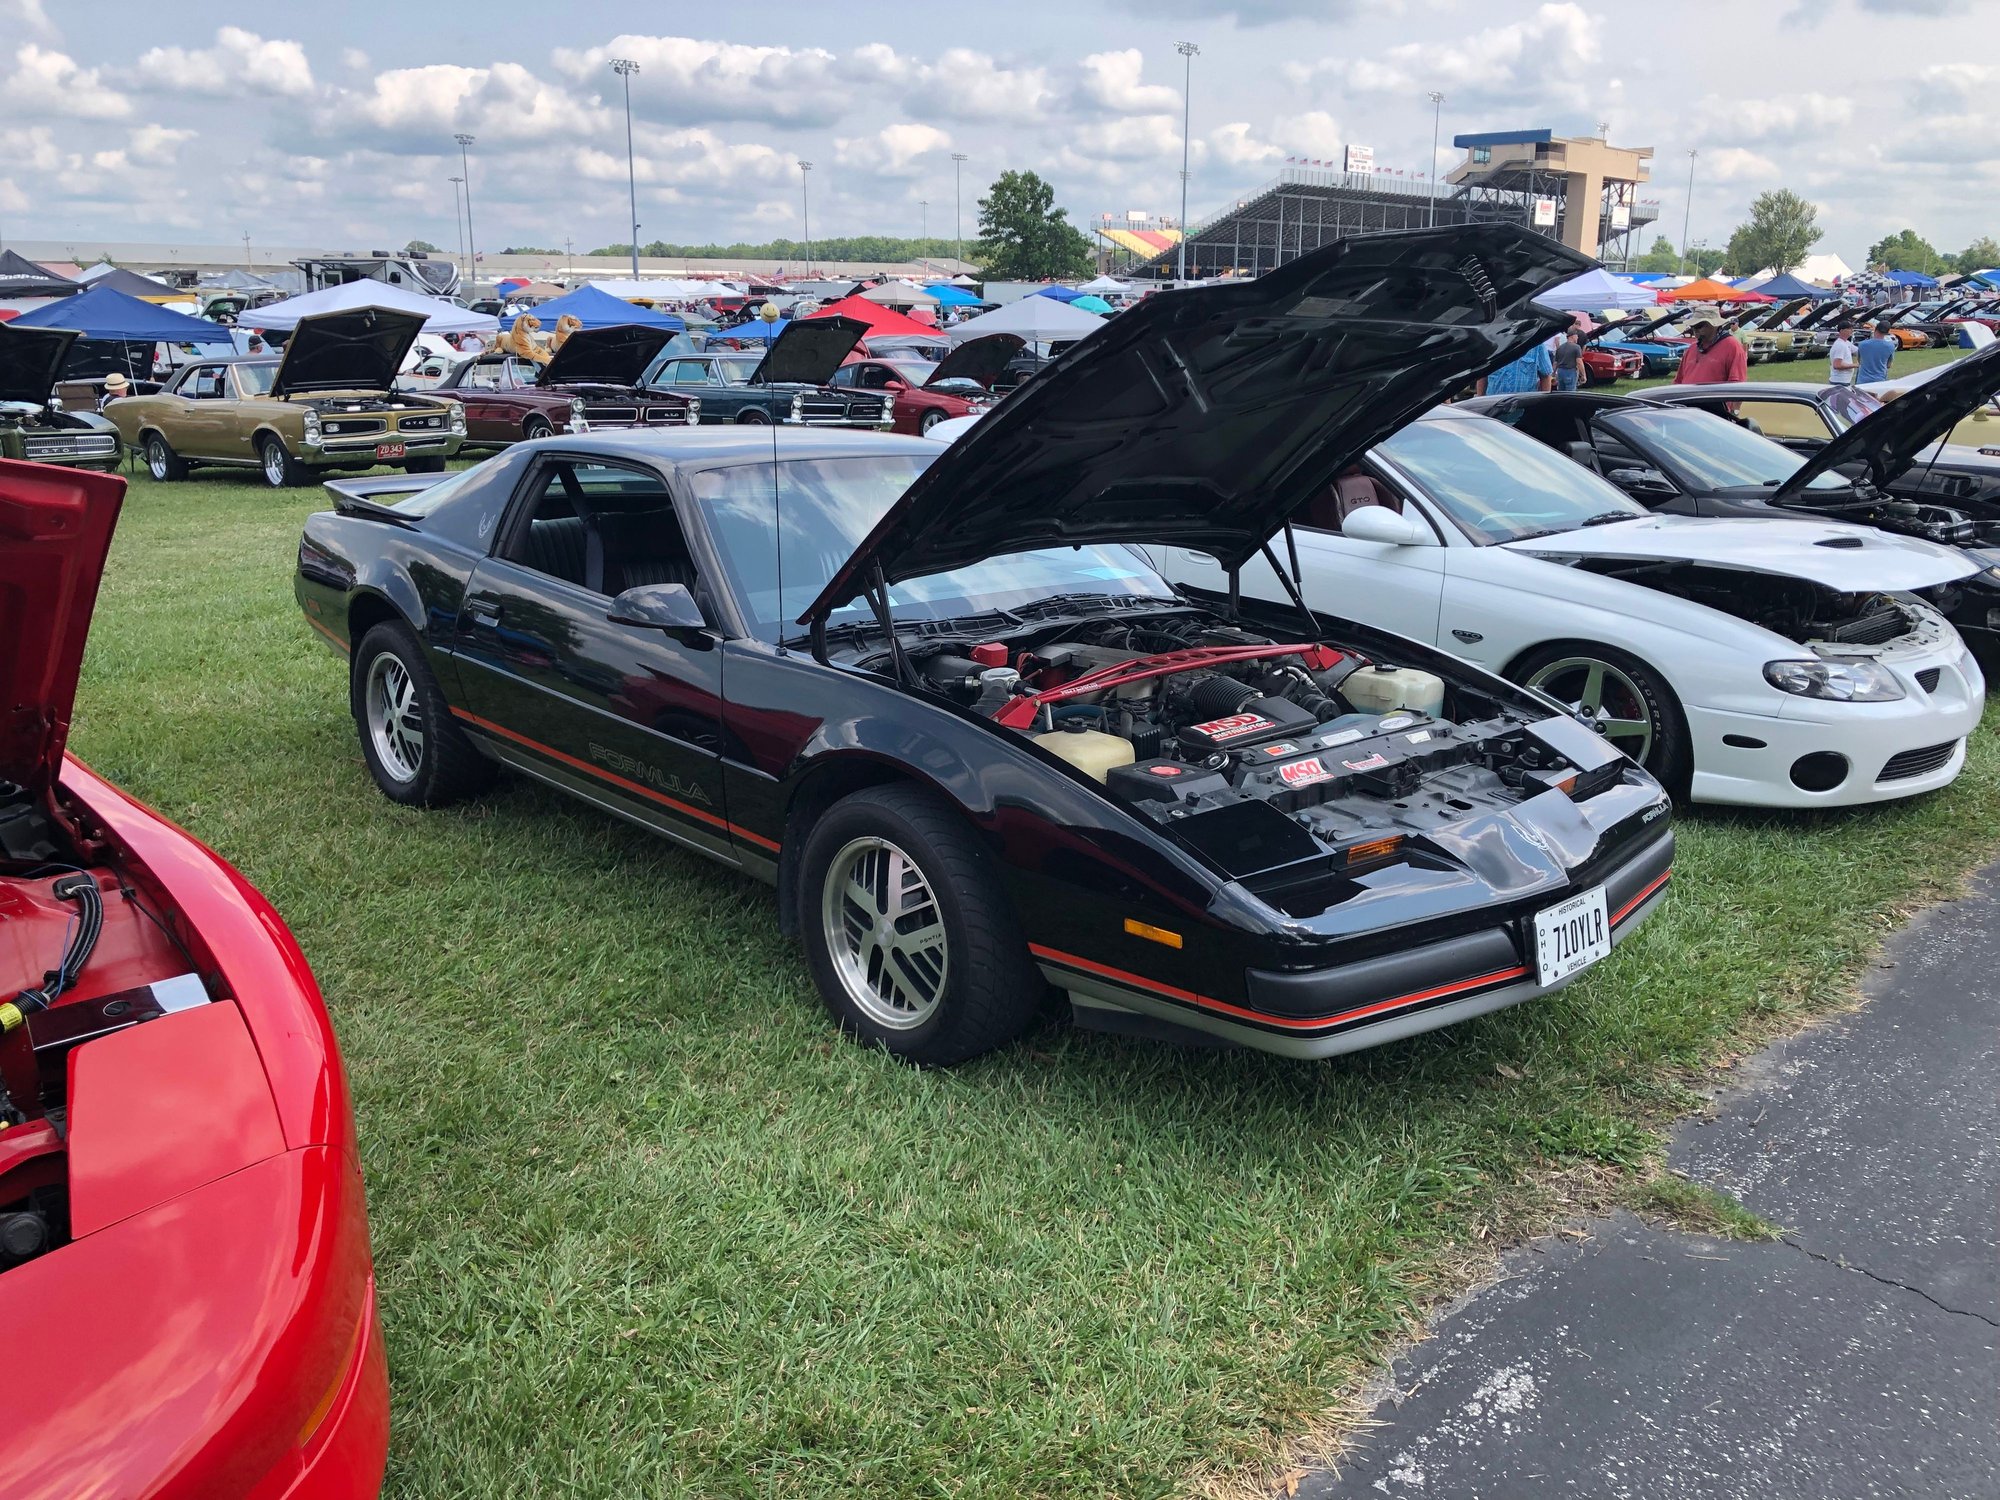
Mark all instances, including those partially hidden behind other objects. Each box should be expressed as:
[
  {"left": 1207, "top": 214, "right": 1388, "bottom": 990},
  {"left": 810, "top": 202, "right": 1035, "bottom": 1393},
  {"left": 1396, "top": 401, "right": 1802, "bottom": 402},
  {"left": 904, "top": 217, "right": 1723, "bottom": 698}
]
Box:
[
  {"left": 885, "top": 378, "right": 909, "bottom": 391},
  {"left": 1606, "top": 466, "right": 1676, "bottom": 495},
  {"left": 607, "top": 583, "right": 706, "bottom": 633},
  {"left": 1340, "top": 504, "right": 1432, "bottom": 546}
]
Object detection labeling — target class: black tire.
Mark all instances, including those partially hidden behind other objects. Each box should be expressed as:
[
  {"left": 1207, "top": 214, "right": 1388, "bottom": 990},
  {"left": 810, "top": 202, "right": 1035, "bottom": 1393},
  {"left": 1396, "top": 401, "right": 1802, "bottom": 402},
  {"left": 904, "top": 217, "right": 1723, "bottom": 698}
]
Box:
[
  {"left": 350, "top": 621, "right": 496, "bottom": 807},
  {"left": 405, "top": 455, "right": 447, "bottom": 473},
  {"left": 522, "top": 416, "right": 552, "bottom": 442},
  {"left": 257, "top": 433, "right": 310, "bottom": 488},
  {"left": 1510, "top": 641, "right": 1691, "bottom": 798},
  {"left": 918, "top": 407, "right": 946, "bottom": 433},
  {"left": 798, "top": 785, "right": 1041, "bottom": 1065},
  {"left": 143, "top": 431, "right": 187, "bottom": 482},
  {"left": 735, "top": 408, "right": 772, "bottom": 425}
]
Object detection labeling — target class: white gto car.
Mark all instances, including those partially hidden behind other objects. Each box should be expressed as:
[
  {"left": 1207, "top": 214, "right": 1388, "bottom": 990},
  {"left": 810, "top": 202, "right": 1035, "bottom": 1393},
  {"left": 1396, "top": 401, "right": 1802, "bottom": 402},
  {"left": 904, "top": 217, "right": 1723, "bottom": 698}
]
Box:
[{"left": 1160, "top": 407, "right": 1985, "bottom": 808}]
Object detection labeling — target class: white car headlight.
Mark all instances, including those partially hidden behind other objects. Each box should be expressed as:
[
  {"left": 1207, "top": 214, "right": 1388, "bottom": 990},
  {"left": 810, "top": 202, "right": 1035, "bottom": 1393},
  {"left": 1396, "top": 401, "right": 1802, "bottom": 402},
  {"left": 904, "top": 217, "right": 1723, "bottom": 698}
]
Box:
[
  {"left": 570, "top": 397, "right": 587, "bottom": 426},
  {"left": 449, "top": 403, "right": 467, "bottom": 434},
  {"left": 789, "top": 394, "right": 805, "bottom": 422},
  {"left": 1763, "top": 658, "right": 1905, "bottom": 702},
  {"left": 302, "top": 411, "right": 322, "bottom": 446}
]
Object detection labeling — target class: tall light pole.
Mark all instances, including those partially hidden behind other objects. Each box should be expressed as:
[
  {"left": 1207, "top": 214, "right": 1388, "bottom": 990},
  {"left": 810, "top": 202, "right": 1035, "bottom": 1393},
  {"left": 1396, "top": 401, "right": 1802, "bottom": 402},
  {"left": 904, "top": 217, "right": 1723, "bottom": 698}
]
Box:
[
  {"left": 1426, "top": 91, "right": 1445, "bottom": 227},
  {"left": 951, "top": 153, "right": 968, "bottom": 270},
  {"left": 1679, "top": 148, "right": 1697, "bottom": 275},
  {"left": 1176, "top": 41, "right": 1199, "bottom": 281},
  {"left": 798, "top": 161, "right": 813, "bottom": 276},
  {"left": 449, "top": 175, "right": 466, "bottom": 290},
  {"left": 610, "top": 58, "right": 641, "bottom": 277},
  {"left": 454, "top": 133, "right": 477, "bottom": 294},
  {"left": 919, "top": 199, "right": 929, "bottom": 278}
]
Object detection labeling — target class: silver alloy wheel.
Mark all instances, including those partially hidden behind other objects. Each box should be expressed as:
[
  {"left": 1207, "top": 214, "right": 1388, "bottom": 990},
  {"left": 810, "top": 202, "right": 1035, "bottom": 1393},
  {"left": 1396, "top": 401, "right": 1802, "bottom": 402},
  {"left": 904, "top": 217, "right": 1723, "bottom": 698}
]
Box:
[
  {"left": 1525, "top": 655, "right": 1655, "bottom": 764},
  {"left": 919, "top": 408, "right": 944, "bottom": 433},
  {"left": 820, "top": 834, "right": 950, "bottom": 1029},
  {"left": 146, "top": 435, "right": 169, "bottom": 480},
  {"left": 364, "top": 651, "right": 425, "bottom": 784},
  {"left": 261, "top": 439, "right": 288, "bottom": 487}
]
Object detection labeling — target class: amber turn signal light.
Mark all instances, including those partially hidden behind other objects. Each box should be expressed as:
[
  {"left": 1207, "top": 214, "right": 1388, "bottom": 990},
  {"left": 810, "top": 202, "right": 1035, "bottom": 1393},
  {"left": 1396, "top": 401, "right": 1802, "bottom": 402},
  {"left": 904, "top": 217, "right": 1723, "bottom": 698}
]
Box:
[{"left": 1123, "top": 918, "right": 1183, "bottom": 949}]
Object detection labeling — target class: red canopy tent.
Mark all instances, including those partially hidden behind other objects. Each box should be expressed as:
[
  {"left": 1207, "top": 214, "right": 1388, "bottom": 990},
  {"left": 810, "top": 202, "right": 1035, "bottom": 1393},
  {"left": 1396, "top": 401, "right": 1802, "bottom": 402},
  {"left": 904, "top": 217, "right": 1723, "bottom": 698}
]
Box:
[
  {"left": 801, "top": 295, "right": 937, "bottom": 338},
  {"left": 1657, "top": 276, "right": 1774, "bottom": 304}
]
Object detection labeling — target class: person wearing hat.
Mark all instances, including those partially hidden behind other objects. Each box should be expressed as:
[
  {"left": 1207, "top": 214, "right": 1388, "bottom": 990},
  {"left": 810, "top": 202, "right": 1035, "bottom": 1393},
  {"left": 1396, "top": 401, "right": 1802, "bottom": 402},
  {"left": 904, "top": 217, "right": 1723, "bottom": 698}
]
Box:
[
  {"left": 96, "top": 372, "right": 130, "bottom": 412},
  {"left": 1672, "top": 305, "right": 1748, "bottom": 385}
]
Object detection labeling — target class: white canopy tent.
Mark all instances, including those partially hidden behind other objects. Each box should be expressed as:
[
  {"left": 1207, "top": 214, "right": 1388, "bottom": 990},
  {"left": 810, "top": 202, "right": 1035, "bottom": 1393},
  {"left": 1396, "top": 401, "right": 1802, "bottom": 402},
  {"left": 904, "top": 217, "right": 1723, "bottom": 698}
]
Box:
[
  {"left": 945, "top": 295, "right": 1107, "bottom": 348},
  {"left": 583, "top": 277, "right": 720, "bottom": 301},
  {"left": 1534, "top": 267, "right": 1659, "bottom": 313},
  {"left": 247, "top": 278, "right": 497, "bottom": 334},
  {"left": 858, "top": 281, "right": 939, "bottom": 307},
  {"left": 1077, "top": 275, "right": 1136, "bottom": 295}
]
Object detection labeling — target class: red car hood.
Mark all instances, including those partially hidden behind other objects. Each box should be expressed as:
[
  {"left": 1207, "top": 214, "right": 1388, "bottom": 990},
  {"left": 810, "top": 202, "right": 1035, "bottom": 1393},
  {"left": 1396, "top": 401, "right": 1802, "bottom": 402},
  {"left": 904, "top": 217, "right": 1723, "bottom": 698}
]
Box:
[{"left": 0, "top": 460, "right": 124, "bottom": 795}]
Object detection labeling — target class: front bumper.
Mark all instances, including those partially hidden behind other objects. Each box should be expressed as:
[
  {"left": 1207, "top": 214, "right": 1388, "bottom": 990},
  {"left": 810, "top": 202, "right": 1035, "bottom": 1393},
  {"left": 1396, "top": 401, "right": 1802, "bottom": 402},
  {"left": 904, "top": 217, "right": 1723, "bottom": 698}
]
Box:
[
  {"left": 1687, "top": 644, "right": 1985, "bottom": 808},
  {"left": 1046, "top": 829, "right": 1673, "bottom": 1059}
]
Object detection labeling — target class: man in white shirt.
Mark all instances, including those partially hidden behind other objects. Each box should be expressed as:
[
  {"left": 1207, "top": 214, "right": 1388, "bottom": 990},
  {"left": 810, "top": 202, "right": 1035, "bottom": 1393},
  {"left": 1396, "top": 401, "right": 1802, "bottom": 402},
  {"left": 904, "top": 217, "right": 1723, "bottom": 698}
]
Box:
[{"left": 1828, "top": 328, "right": 1859, "bottom": 385}]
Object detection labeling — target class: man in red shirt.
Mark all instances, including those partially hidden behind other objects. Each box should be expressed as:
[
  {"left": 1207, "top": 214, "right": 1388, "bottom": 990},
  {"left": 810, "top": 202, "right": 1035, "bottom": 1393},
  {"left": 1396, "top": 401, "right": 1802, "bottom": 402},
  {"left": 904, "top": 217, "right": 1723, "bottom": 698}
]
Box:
[{"left": 1673, "top": 308, "right": 1749, "bottom": 384}]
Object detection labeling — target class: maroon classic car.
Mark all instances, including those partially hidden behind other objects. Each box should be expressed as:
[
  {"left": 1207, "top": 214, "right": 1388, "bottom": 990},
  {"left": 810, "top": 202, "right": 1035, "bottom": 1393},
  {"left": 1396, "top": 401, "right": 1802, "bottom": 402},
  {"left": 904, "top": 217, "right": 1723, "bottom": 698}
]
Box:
[{"left": 432, "top": 326, "right": 697, "bottom": 449}]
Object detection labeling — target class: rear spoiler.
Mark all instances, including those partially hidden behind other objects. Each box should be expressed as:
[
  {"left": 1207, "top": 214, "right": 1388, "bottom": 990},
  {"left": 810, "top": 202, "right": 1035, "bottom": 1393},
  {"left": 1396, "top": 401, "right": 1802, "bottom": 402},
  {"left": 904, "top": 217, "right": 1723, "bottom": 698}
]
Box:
[{"left": 322, "top": 471, "right": 451, "bottom": 527}]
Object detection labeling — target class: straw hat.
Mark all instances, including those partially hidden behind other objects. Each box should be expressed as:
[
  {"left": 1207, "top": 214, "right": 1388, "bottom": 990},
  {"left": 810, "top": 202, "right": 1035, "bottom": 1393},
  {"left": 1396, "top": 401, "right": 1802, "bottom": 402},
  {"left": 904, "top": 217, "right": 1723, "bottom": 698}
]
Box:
[{"left": 103, "top": 372, "right": 130, "bottom": 392}]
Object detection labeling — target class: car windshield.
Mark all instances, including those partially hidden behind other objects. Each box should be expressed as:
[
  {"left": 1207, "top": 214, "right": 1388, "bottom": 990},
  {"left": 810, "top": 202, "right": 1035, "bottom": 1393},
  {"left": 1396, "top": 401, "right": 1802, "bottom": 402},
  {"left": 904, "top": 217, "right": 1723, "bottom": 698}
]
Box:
[
  {"left": 1377, "top": 415, "right": 1647, "bottom": 544},
  {"left": 234, "top": 362, "right": 279, "bottom": 396},
  {"left": 1596, "top": 407, "right": 1850, "bottom": 491},
  {"left": 888, "top": 362, "right": 937, "bottom": 384},
  {"left": 692, "top": 454, "right": 1179, "bottom": 642},
  {"left": 714, "top": 357, "right": 761, "bottom": 384}
]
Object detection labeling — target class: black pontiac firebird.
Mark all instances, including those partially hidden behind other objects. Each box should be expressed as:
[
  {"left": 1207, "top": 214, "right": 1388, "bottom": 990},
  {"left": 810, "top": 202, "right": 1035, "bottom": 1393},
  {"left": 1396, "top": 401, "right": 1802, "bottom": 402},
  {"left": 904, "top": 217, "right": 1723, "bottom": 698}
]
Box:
[{"left": 294, "top": 225, "right": 1675, "bottom": 1065}]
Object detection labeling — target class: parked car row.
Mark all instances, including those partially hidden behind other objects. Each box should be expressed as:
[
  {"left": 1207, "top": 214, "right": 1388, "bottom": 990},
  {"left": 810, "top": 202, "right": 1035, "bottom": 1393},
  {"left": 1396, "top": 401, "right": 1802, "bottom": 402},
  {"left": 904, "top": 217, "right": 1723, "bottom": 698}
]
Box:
[{"left": 3, "top": 224, "right": 1996, "bottom": 1497}]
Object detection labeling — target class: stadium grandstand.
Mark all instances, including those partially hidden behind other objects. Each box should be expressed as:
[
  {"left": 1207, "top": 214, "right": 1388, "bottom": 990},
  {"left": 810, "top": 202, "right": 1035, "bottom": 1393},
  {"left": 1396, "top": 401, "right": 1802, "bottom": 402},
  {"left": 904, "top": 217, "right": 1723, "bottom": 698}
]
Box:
[{"left": 1117, "top": 129, "right": 1658, "bottom": 280}]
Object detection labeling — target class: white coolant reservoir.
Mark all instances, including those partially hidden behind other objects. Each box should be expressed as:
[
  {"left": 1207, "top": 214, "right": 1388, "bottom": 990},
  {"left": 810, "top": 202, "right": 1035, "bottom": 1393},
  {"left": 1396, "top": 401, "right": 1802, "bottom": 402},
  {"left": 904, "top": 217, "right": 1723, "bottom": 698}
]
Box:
[
  {"left": 1343, "top": 664, "right": 1446, "bottom": 718},
  {"left": 1035, "top": 725, "right": 1136, "bottom": 782}
]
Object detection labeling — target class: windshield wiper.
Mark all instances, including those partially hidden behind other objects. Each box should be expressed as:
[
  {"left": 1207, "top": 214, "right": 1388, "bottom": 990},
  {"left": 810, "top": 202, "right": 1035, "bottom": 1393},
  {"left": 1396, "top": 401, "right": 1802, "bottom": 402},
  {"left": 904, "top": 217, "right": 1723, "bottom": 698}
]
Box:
[
  {"left": 1579, "top": 511, "right": 1638, "bottom": 526},
  {"left": 779, "top": 607, "right": 1025, "bottom": 652},
  {"left": 1007, "top": 591, "right": 1182, "bottom": 619}
]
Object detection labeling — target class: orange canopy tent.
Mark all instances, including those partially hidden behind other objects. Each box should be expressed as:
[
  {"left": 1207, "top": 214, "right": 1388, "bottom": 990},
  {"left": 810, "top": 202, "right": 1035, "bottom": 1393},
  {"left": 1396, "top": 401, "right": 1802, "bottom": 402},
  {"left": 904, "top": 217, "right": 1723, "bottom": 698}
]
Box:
[
  {"left": 1657, "top": 276, "right": 1774, "bottom": 304},
  {"left": 801, "top": 294, "right": 937, "bottom": 338}
]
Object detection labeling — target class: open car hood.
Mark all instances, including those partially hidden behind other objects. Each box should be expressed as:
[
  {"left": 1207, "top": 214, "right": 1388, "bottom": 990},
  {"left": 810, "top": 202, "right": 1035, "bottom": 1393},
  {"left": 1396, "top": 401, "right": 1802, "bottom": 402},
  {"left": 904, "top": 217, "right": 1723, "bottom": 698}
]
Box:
[
  {"left": 1776, "top": 341, "right": 2000, "bottom": 502},
  {"left": 271, "top": 307, "right": 428, "bottom": 396},
  {"left": 538, "top": 324, "right": 679, "bottom": 388},
  {"left": 802, "top": 223, "right": 1589, "bottom": 624},
  {"left": 0, "top": 324, "right": 78, "bottom": 407},
  {"left": 926, "top": 334, "right": 1023, "bottom": 389},
  {"left": 752, "top": 316, "right": 869, "bottom": 386},
  {"left": 0, "top": 460, "right": 124, "bottom": 794},
  {"left": 1512, "top": 514, "right": 1979, "bottom": 591}
]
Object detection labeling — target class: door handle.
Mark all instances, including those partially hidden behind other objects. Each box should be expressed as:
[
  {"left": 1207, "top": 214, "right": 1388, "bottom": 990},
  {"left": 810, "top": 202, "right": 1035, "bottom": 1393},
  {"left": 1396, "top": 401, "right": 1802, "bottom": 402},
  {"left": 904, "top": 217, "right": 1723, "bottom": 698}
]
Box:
[{"left": 468, "top": 600, "right": 502, "bottom": 628}]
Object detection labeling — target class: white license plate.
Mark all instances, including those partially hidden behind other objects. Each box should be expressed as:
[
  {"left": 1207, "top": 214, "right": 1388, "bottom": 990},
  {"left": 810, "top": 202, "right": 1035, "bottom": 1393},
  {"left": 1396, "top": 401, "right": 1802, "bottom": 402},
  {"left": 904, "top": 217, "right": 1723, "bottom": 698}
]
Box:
[{"left": 1533, "top": 885, "right": 1610, "bottom": 986}]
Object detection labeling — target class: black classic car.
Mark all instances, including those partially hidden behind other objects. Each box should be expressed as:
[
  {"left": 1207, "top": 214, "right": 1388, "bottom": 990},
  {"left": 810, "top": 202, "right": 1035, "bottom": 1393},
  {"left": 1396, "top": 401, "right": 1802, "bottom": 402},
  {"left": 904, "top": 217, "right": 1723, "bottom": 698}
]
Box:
[
  {"left": 641, "top": 316, "right": 893, "bottom": 427},
  {"left": 1469, "top": 348, "right": 2000, "bottom": 654},
  {"left": 293, "top": 225, "right": 1674, "bottom": 1065},
  {"left": 431, "top": 326, "right": 699, "bottom": 448},
  {"left": 0, "top": 323, "right": 123, "bottom": 472}
]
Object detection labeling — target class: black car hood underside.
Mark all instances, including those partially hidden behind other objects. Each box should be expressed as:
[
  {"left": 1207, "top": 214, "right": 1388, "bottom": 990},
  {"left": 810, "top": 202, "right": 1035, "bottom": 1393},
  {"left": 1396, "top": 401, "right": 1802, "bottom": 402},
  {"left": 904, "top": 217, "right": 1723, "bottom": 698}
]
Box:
[
  {"left": 926, "top": 333, "right": 1024, "bottom": 389},
  {"left": 538, "top": 324, "right": 678, "bottom": 388},
  {"left": 273, "top": 307, "right": 427, "bottom": 395},
  {"left": 752, "top": 316, "right": 869, "bottom": 386},
  {"left": 803, "top": 223, "right": 1589, "bottom": 624},
  {"left": 0, "top": 323, "right": 78, "bottom": 406},
  {"left": 1777, "top": 340, "right": 2000, "bottom": 502}
]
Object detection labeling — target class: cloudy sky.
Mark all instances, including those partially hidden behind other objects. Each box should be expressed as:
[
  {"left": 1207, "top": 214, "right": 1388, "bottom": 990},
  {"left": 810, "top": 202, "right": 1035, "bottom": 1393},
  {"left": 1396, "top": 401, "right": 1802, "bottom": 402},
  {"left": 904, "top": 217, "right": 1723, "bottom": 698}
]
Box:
[{"left": 0, "top": 0, "right": 1989, "bottom": 266}]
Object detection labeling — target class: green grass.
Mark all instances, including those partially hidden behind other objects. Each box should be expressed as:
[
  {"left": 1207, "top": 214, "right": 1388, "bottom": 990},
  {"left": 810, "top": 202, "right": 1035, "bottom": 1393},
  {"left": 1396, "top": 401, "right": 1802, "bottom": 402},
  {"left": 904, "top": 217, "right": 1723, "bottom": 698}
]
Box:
[
  {"left": 68, "top": 462, "right": 2000, "bottom": 1498},
  {"left": 1613, "top": 343, "right": 1965, "bottom": 394}
]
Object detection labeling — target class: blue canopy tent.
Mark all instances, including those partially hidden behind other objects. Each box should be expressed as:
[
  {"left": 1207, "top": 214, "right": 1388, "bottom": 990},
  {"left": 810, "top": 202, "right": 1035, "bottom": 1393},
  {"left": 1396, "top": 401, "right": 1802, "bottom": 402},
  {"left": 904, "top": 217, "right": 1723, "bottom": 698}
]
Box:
[
  {"left": 1743, "top": 271, "right": 1836, "bottom": 300},
  {"left": 1032, "top": 285, "right": 1084, "bottom": 302},
  {"left": 518, "top": 283, "right": 684, "bottom": 332},
  {"left": 709, "top": 318, "right": 789, "bottom": 344},
  {"left": 1884, "top": 269, "right": 1939, "bottom": 289},
  {"left": 923, "top": 283, "right": 983, "bottom": 306},
  {"left": 10, "top": 284, "right": 236, "bottom": 342}
]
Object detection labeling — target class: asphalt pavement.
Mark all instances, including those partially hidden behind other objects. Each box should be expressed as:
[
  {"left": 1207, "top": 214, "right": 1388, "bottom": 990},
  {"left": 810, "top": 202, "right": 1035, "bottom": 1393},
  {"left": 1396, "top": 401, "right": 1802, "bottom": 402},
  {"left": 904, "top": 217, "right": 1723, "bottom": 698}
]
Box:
[{"left": 1291, "top": 866, "right": 2000, "bottom": 1500}]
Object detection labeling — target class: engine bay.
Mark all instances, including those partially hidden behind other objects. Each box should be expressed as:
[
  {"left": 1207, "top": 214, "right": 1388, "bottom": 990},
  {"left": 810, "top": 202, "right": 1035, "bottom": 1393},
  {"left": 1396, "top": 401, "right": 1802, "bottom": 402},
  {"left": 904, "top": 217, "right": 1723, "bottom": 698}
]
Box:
[
  {"left": 868, "top": 608, "right": 1631, "bottom": 905},
  {"left": 0, "top": 789, "right": 212, "bottom": 1277},
  {"left": 0, "top": 399, "right": 98, "bottom": 434},
  {"left": 1571, "top": 560, "right": 1947, "bottom": 649}
]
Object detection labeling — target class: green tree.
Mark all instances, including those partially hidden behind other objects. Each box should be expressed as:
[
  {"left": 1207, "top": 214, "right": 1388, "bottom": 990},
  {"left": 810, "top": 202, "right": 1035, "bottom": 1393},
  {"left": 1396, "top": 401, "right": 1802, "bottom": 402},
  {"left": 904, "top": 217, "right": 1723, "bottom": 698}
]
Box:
[
  {"left": 1723, "top": 189, "right": 1823, "bottom": 275},
  {"left": 502, "top": 245, "right": 560, "bottom": 255},
  {"left": 403, "top": 238, "right": 440, "bottom": 254},
  {"left": 1867, "top": 228, "right": 1942, "bottom": 274},
  {"left": 1955, "top": 235, "right": 2000, "bottom": 274},
  {"left": 972, "top": 171, "right": 1093, "bottom": 280},
  {"left": 1634, "top": 235, "right": 1680, "bottom": 272}
]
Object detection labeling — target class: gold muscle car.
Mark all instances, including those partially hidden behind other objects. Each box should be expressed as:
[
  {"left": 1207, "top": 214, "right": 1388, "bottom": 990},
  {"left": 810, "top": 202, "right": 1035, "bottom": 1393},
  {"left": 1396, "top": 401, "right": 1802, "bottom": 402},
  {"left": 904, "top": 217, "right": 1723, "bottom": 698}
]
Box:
[{"left": 106, "top": 307, "right": 465, "bottom": 486}]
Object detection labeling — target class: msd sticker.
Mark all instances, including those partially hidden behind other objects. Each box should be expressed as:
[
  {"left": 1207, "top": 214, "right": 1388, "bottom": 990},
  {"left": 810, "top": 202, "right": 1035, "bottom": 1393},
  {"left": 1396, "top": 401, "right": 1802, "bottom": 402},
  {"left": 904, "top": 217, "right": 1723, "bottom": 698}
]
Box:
[
  {"left": 1279, "top": 757, "right": 1334, "bottom": 787},
  {"left": 1190, "top": 712, "right": 1273, "bottom": 741},
  {"left": 1341, "top": 752, "right": 1390, "bottom": 772}
]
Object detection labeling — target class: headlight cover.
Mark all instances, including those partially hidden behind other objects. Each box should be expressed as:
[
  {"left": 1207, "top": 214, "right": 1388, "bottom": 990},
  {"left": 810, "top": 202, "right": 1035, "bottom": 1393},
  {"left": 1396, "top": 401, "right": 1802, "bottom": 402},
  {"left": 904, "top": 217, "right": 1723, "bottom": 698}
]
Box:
[
  {"left": 301, "top": 410, "right": 322, "bottom": 446},
  {"left": 449, "top": 403, "right": 467, "bottom": 433},
  {"left": 1764, "top": 658, "right": 1905, "bottom": 702}
]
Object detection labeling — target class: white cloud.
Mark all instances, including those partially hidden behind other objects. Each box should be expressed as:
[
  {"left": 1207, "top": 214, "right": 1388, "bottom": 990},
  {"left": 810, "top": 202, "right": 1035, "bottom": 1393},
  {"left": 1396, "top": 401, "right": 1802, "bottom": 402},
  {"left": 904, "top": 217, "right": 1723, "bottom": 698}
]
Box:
[
  {"left": 342, "top": 48, "right": 370, "bottom": 72},
  {"left": 0, "top": 0, "right": 56, "bottom": 41},
  {"left": 129, "top": 124, "right": 196, "bottom": 164},
  {"left": 1209, "top": 122, "right": 1284, "bottom": 170},
  {"left": 333, "top": 62, "right": 602, "bottom": 145},
  {"left": 1272, "top": 110, "right": 1346, "bottom": 158},
  {"left": 1694, "top": 92, "right": 1854, "bottom": 143},
  {"left": 0, "top": 178, "right": 27, "bottom": 215},
  {"left": 1076, "top": 50, "right": 1181, "bottom": 114},
  {"left": 1292, "top": 2, "right": 1601, "bottom": 109},
  {"left": 1700, "top": 146, "right": 1782, "bottom": 183},
  {"left": 136, "top": 27, "right": 314, "bottom": 98},
  {"left": 4, "top": 45, "right": 130, "bottom": 120},
  {"left": 834, "top": 123, "right": 952, "bottom": 175},
  {"left": 902, "top": 49, "right": 1052, "bottom": 123},
  {"left": 552, "top": 36, "right": 861, "bottom": 127}
]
